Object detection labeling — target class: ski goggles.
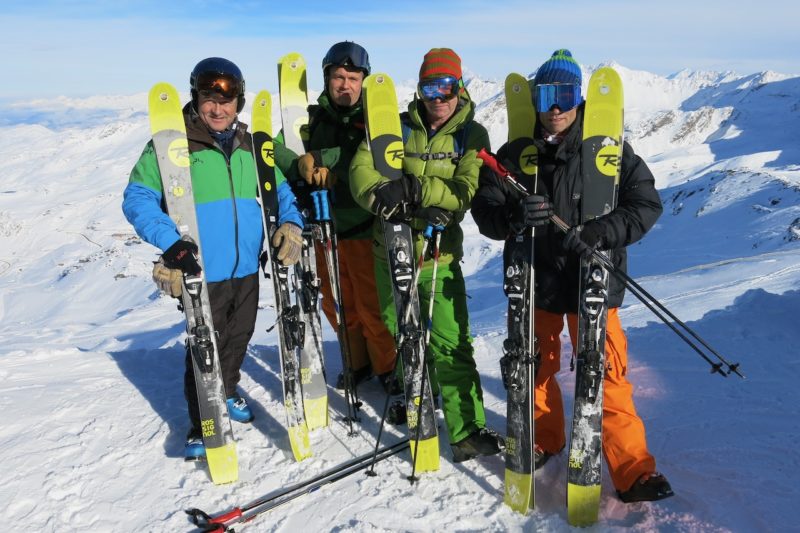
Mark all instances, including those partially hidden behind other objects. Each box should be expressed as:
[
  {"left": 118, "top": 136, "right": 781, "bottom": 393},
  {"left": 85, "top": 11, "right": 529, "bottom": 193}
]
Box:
[
  {"left": 533, "top": 83, "right": 582, "bottom": 112},
  {"left": 323, "top": 42, "right": 371, "bottom": 73},
  {"left": 195, "top": 72, "right": 242, "bottom": 99},
  {"left": 418, "top": 76, "right": 460, "bottom": 101}
]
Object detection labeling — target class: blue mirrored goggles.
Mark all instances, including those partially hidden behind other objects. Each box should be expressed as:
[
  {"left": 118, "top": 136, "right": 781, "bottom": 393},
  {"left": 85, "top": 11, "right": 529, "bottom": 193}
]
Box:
[
  {"left": 418, "top": 76, "right": 460, "bottom": 101},
  {"left": 533, "top": 83, "right": 582, "bottom": 112}
]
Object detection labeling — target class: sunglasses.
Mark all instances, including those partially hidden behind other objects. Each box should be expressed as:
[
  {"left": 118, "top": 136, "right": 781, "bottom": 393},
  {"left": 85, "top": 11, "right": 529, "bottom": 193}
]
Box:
[
  {"left": 418, "top": 76, "right": 460, "bottom": 102},
  {"left": 195, "top": 72, "right": 241, "bottom": 99},
  {"left": 533, "top": 83, "right": 582, "bottom": 112}
]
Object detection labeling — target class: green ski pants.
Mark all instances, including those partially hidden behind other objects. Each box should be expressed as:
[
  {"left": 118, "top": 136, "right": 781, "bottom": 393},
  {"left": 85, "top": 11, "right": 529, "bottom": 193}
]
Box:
[{"left": 375, "top": 256, "right": 486, "bottom": 443}]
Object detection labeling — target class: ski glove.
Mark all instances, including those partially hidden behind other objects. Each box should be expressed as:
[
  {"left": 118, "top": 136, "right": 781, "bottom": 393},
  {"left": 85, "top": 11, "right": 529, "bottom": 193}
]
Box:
[
  {"left": 509, "top": 194, "right": 554, "bottom": 234},
  {"left": 415, "top": 206, "right": 453, "bottom": 228},
  {"left": 562, "top": 221, "right": 604, "bottom": 259},
  {"left": 298, "top": 151, "right": 336, "bottom": 189},
  {"left": 161, "top": 239, "right": 201, "bottom": 275},
  {"left": 373, "top": 174, "right": 422, "bottom": 222},
  {"left": 271, "top": 223, "right": 304, "bottom": 266},
  {"left": 152, "top": 258, "right": 184, "bottom": 298}
]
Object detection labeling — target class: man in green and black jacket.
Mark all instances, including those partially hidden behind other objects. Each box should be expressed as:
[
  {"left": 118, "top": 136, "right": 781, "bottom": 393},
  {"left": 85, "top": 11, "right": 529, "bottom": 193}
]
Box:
[{"left": 274, "top": 42, "right": 397, "bottom": 393}]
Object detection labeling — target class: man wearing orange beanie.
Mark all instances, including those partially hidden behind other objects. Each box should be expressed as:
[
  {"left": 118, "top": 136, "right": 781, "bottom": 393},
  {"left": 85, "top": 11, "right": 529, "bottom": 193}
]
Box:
[{"left": 351, "top": 48, "right": 504, "bottom": 462}]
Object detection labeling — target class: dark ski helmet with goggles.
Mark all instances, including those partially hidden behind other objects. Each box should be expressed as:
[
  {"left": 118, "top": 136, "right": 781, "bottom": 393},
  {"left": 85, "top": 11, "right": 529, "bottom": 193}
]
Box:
[
  {"left": 190, "top": 57, "right": 246, "bottom": 113},
  {"left": 322, "top": 41, "right": 371, "bottom": 78}
]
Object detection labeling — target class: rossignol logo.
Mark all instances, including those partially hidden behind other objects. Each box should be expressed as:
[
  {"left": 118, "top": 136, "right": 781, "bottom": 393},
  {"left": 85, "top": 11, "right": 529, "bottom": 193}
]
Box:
[
  {"left": 596, "top": 144, "right": 620, "bottom": 177},
  {"left": 519, "top": 145, "right": 538, "bottom": 175},
  {"left": 168, "top": 138, "right": 190, "bottom": 168},
  {"left": 201, "top": 418, "right": 216, "bottom": 438},
  {"left": 385, "top": 140, "right": 405, "bottom": 170},
  {"left": 260, "top": 140, "right": 274, "bottom": 166}
]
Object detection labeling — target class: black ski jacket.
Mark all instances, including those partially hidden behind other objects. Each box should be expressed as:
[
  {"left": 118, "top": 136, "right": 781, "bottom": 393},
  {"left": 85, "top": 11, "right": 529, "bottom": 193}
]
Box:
[{"left": 471, "top": 104, "right": 663, "bottom": 313}]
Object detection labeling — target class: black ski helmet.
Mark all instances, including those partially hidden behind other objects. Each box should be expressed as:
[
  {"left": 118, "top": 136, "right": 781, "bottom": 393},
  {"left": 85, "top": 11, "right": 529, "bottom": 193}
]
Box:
[
  {"left": 322, "top": 41, "right": 371, "bottom": 77},
  {"left": 190, "top": 57, "right": 246, "bottom": 113}
]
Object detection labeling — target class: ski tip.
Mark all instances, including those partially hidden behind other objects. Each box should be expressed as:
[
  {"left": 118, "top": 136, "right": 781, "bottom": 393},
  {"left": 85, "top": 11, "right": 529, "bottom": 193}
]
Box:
[{"left": 206, "top": 442, "right": 239, "bottom": 485}]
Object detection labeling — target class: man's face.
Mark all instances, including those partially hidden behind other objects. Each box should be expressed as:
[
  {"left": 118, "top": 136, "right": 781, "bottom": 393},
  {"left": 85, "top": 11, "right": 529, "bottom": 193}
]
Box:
[
  {"left": 539, "top": 105, "right": 578, "bottom": 135},
  {"left": 327, "top": 66, "right": 365, "bottom": 107},
  {"left": 422, "top": 93, "right": 458, "bottom": 125},
  {"left": 197, "top": 92, "right": 238, "bottom": 132}
]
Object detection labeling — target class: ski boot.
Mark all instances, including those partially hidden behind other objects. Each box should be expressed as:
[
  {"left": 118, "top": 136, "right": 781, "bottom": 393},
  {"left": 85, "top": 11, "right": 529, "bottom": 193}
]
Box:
[
  {"left": 451, "top": 427, "right": 505, "bottom": 463},
  {"left": 617, "top": 472, "right": 674, "bottom": 503},
  {"left": 184, "top": 428, "right": 206, "bottom": 462},
  {"left": 226, "top": 396, "right": 254, "bottom": 423},
  {"left": 335, "top": 366, "right": 372, "bottom": 390}
]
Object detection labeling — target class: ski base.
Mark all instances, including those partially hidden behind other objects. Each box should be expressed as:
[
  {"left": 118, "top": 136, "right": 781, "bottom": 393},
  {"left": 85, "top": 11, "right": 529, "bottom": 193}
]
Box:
[
  {"left": 504, "top": 468, "right": 533, "bottom": 513},
  {"left": 567, "top": 482, "right": 601, "bottom": 526},
  {"left": 206, "top": 443, "right": 239, "bottom": 484}
]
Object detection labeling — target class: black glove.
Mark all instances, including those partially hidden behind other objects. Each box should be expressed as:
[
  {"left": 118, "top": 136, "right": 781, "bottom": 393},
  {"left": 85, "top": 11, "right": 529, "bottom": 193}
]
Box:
[
  {"left": 562, "top": 221, "right": 604, "bottom": 259},
  {"left": 508, "top": 194, "right": 554, "bottom": 233},
  {"left": 161, "top": 239, "right": 201, "bottom": 275},
  {"left": 414, "top": 206, "right": 452, "bottom": 228},
  {"left": 373, "top": 174, "right": 422, "bottom": 221}
]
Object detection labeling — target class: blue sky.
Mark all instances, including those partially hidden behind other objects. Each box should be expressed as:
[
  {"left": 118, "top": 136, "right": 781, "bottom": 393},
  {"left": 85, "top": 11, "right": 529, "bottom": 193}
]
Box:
[{"left": 2, "top": 0, "right": 798, "bottom": 100}]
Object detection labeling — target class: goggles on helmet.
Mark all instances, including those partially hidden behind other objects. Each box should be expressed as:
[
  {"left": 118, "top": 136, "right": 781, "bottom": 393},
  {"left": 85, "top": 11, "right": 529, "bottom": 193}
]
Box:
[
  {"left": 323, "top": 42, "right": 371, "bottom": 74},
  {"left": 533, "top": 83, "right": 582, "bottom": 112},
  {"left": 418, "top": 76, "right": 459, "bottom": 102},
  {"left": 194, "top": 72, "right": 242, "bottom": 99}
]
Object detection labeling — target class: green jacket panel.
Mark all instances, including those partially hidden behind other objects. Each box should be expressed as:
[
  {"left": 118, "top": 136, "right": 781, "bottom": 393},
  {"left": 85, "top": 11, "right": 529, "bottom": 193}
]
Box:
[
  {"left": 274, "top": 93, "right": 374, "bottom": 239},
  {"left": 349, "top": 95, "right": 490, "bottom": 264}
]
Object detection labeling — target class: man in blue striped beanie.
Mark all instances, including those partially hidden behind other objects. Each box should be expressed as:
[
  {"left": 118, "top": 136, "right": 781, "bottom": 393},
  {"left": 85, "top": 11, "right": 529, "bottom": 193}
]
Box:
[{"left": 472, "top": 47, "right": 673, "bottom": 504}]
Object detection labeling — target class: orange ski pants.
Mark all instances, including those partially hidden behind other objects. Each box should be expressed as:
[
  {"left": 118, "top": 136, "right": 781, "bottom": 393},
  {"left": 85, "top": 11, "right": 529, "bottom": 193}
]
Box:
[
  {"left": 315, "top": 238, "right": 396, "bottom": 375},
  {"left": 534, "top": 307, "right": 656, "bottom": 491}
]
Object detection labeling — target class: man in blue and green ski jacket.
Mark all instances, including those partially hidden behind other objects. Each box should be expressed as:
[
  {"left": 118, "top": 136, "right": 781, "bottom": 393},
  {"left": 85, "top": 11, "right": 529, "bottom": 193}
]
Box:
[{"left": 122, "top": 57, "right": 304, "bottom": 460}]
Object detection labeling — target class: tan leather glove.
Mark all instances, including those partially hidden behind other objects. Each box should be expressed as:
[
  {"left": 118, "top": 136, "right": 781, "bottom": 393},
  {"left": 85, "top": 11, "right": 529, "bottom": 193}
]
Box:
[
  {"left": 152, "top": 258, "right": 183, "bottom": 297},
  {"left": 297, "top": 152, "right": 337, "bottom": 189},
  {"left": 271, "top": 223, "right": 304, "bottom": 266}
]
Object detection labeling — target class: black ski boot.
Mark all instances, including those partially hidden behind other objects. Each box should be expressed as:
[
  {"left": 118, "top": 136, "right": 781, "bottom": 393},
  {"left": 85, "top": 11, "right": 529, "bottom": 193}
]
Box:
[
  {"left": 534, "top": 444, "right": 564, "bottom": 469},
  {"left": 617, "top": 472, "right": 674, "bottom": 503},
  {"left": 377, "top": 372, "right": 403, "bottom": 396},
  {"left": 534, "top": 445, "right": 552, "bottom": 469},
  {"left": 335, "top": 366, "right": 371, "bottom": 390},
  {"left": 451, "top": 428, "right": 505, "bottom": 463},
  {"left": 386, "top": 400, "right": 407, "bottom": 425}
]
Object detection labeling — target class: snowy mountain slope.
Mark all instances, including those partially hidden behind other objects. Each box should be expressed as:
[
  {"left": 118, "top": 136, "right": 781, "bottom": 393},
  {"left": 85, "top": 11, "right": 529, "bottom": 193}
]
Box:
[{"left": 1, "top": 65, "right": 799, "bottom": 532}]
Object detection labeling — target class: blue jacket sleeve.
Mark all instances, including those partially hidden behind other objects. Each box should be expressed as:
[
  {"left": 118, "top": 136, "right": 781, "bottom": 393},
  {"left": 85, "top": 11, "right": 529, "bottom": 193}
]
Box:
[
  {"left": 121, "top": 182, "right": 180, "bottom": 252},
  {"left": 276, "top": 177, "right": 304, "bottom": 229}
]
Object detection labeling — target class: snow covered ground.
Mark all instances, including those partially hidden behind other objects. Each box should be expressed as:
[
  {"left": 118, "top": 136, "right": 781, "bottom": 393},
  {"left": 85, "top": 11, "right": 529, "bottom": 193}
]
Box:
[{"left": 1, "top": 64, "right": 799, "bottom": 532}]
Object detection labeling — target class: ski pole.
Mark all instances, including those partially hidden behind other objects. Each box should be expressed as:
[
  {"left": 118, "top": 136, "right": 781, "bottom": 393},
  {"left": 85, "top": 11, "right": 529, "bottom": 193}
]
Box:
[
  {"left": 407, "top": 224, "right": 442, "bottom": 484},
  {"left": 311, "top": 190, "right": 362, "bottom": 433},
  {"left": 476, "top": 148, "right": 743, "bottom": 378},
  {"left": 186, "top": 439, "right": 410, "bottom": 532}
]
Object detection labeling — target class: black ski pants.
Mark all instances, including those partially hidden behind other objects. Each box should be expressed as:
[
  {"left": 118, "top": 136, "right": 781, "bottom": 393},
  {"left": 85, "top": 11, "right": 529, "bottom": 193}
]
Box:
[{"left": 185, "top": 272, "right": 259, "bottom": 430}]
